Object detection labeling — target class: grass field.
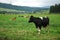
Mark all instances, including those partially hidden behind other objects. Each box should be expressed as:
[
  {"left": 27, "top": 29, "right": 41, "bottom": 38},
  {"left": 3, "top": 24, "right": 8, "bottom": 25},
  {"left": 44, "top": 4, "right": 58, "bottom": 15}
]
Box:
[{"left": 0, "top": 13, "right": 60, "bottom": 40}]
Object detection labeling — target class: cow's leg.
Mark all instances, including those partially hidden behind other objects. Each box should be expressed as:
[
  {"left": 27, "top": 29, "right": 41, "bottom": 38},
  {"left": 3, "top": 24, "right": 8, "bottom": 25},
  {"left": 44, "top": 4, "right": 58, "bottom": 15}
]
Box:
[
  {"left": 44, "top": 26, "right": 49, "bottom": 33},
  {"left": 35, "top": 25, "right": 41, "bottom": 34},
  {"left": 43, "top": 27, "right": 47, "bottom": 33},
  {"left": 43, "top": 25, "right": 47, "bottom": 32},
  {"left": 37, "top": 27, "right": 41, "bottom": 34},
  {"left": 45, "top": 26, "right": 49, "bottom": 33}
]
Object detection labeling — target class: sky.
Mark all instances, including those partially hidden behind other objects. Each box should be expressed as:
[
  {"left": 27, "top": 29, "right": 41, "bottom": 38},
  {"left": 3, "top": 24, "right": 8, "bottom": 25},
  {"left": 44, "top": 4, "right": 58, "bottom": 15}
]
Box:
[{"left": 0, "top": 0, "right": 60, "bottom": 7}]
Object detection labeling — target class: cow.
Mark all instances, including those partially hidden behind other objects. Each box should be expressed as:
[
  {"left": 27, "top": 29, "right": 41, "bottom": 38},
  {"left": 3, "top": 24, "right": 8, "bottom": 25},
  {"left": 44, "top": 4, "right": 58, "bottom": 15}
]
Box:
[
  {"left": 11, "top": 17, "right": 16, "bottom": 20},
  {"left": 28, "top": 16, "right": 49, "bottom": 34}
]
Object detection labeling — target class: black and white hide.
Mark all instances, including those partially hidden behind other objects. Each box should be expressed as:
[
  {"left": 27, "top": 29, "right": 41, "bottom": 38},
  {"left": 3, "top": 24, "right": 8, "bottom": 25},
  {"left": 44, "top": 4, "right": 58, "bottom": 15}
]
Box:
[{"left": 28, "top": 16, "right": 49, "bottom": 34}]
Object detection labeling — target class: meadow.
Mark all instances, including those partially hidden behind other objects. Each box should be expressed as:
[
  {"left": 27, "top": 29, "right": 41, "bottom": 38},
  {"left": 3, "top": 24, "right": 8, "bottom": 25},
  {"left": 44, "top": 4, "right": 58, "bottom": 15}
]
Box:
[{"left": 0, "top": 13, "right": 60, "bottom": 40}]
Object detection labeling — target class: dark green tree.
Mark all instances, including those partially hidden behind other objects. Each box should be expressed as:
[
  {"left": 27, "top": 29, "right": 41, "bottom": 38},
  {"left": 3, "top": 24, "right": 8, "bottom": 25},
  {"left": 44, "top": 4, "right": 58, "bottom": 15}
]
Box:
[{"left": 50, "top": 4, "right": 60, "bottom": 13}]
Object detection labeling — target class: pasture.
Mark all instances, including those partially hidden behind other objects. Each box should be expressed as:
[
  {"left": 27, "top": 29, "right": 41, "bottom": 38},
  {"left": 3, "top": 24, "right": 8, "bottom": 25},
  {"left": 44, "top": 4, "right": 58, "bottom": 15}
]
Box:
[{"left": 0, "top": 13, "right": 60, "bottom": 40}]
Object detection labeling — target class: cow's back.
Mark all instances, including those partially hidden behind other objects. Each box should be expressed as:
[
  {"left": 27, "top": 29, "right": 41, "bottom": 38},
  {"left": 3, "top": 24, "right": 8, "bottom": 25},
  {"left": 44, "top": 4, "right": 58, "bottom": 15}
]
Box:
[
  {"left": 33, "top": 18, "right": 43, "bottom": 27},
  {"left": 42, "top": 17, "right": 49, "bottom": 27}
]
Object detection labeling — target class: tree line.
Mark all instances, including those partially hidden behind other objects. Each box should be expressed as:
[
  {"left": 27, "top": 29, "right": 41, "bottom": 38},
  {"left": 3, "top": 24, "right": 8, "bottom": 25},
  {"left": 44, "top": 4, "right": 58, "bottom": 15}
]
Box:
[{"left": 50, "top": 4, "right": 60, "bottom": 13}]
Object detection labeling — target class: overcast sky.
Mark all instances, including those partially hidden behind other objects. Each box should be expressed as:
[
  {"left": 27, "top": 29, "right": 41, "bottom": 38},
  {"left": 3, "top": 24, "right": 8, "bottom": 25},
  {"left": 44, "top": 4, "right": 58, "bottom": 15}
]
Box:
[{"left": 0, "top": 0, "right": 60, "bottom": 7}]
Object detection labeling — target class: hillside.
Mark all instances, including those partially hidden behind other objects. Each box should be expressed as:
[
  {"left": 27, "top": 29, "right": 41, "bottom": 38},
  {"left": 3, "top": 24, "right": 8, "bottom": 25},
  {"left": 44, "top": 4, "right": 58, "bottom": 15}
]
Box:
[{"left": 0, "top": 3, "right": 49, "bottom": 13}]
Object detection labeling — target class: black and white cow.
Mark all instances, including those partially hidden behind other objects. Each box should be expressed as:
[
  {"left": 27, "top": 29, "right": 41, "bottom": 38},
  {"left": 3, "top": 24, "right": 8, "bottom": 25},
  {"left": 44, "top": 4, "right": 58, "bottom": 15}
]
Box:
[{"left": 28, "top": 16, "right": 49, "bottom": 34}]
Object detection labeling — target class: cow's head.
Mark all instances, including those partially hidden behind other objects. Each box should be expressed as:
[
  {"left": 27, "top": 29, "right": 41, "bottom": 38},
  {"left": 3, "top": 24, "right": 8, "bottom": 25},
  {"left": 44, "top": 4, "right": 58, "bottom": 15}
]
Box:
[{"left": 28, "top": 16, "right": 34, "bottom": 23}]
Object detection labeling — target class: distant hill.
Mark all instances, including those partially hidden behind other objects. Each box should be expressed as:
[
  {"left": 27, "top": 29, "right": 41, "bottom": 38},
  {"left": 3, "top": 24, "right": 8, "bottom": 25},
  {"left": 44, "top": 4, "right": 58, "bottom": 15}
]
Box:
[{"left": 0, "top": 3, "right": 49, "bottom": 13}]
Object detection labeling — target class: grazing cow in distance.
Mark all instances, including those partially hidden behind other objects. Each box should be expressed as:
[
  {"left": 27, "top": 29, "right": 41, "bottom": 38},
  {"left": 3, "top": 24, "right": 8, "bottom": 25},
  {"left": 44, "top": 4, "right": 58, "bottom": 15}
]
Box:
[
  {"left": 23, "top": 16, "right": 29, "bottom": 18},
  {"left": 19, "top": 15, "right": 29, "bottom": 18},
  {"left": 28, "top": 16, "right": 49, "bottom": 34},
  {"left": 11, "top": 17, "right": 16, "bottom": 20}
]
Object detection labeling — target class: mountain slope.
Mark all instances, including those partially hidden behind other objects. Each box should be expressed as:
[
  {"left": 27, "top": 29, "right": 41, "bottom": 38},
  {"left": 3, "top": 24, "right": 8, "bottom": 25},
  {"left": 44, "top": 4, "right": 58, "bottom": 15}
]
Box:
[{"left": 0, "top": 3, "right": 49, "bottom": 12}]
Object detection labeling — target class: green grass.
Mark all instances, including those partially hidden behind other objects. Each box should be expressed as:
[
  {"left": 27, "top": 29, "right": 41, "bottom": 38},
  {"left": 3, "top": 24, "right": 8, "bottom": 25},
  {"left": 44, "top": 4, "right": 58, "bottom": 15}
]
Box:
[{"left": 0, "top": 13, "right": 60, "bottom": 40}]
